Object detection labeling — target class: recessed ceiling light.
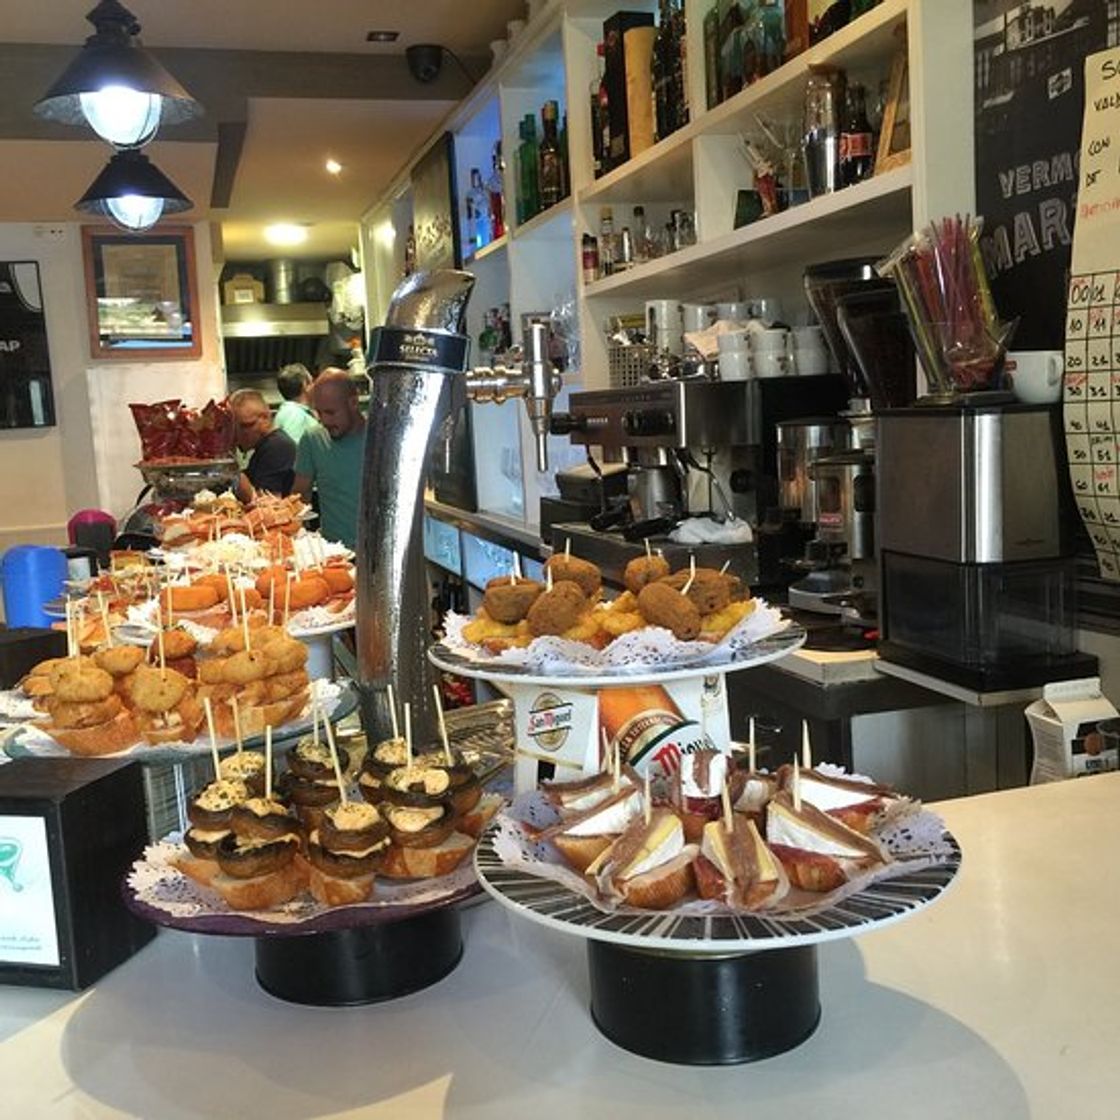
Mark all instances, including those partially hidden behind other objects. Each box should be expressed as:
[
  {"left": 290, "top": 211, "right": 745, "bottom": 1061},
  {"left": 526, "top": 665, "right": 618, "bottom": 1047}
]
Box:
[
  {"left": 264, "top": 223, "right": 309, "bottom": 247},
  {"left": 366, "top": 30, "right": 399, "bottom": 43},
  {"left": 325, "top": 158, "right": 343, "bottom": 175}
]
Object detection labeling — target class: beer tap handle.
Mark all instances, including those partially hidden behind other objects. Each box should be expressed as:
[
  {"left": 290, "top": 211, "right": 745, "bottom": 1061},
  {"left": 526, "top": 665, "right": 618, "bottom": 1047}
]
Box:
[{"left": 524, "top": 321, "right": 558, "bottom": 473}]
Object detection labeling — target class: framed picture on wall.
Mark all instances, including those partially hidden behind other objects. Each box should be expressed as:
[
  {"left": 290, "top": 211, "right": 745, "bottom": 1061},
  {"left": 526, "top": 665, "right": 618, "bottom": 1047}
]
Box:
[
  {"left": 0, "top": 261, "right": 56, "bottom": 429},
  {"left": 411, "top": 132, "right": 462, "bottom": 272},
  {"left": 81, "top": 225, "right": 202, "bottom": 360}
]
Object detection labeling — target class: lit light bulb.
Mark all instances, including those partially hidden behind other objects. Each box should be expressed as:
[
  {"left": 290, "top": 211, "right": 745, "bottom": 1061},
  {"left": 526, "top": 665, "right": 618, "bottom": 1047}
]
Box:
[
  {"left": 106, "top": 194, "right": 165, "bottom": 231},
  {"left": 79, "top": 86, "right": 162, "bottom": 147}
]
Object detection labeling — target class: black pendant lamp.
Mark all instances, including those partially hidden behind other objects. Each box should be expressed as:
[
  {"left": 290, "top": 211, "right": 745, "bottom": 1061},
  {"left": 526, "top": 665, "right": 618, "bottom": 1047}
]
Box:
[
  {"left": 34, "top": 0, "right": 203, "bottom": 149},
  {"left": 75, "top": 149, "right": 192, "bottom": 232}
]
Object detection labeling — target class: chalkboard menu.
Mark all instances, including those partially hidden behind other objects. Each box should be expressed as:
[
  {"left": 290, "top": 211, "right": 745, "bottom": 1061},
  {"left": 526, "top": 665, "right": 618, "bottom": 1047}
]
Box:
[
  {"left": 973, "top": 0, "right": 1112, "bottom": 349},
  {"left": 0, "top": 261, "right": 55, "bottom": 430}
]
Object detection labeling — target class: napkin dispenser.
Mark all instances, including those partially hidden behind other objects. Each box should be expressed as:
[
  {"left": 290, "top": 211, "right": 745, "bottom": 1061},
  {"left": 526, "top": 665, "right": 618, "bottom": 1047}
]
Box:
[{"left": 0, "top": 758, "right": 154, "bottom": 990}]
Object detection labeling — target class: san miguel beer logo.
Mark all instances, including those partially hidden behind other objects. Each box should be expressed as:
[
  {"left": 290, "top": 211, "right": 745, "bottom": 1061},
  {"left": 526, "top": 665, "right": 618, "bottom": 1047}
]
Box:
[{"left": 526, "top": 692, "right": 573, "bottom": 752}]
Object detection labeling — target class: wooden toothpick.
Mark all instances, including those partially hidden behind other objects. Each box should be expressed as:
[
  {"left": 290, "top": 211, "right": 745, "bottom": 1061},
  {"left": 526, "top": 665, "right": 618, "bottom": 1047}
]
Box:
[
  {"left": 203, "top": 696, "right": 220, "bottom": 781},
  {"left": 801, "top": 720, "right": 812, "bottom": 771},
  {"left": 323, "top": 712, "right": 347, "bottom": 804},
  {"left": 748, "top": 716, "right": 756, "bottom": 773},
  {"left": 792, "top": 756, "right": 802, "bottom": 813},
  {"left": 433, "top": 683, "right": 453, "bottom": 764},
  {"left": 231, "top": 695, "right": 244, "bottom": 755},
  {"left": 387, "top": 683, "right": 400, "bottom": 740},
  {"left": 404, "top": 701, "right": 413, "bottom": 769},
  {"left": 265, "top": 725, "right": 273, "bottom": 800},
  {"left": 721, "top": 777, "right": 733, "bottom": 833},
  {"left": 644, "top": 768, "right": 652, "bottom": 825}
]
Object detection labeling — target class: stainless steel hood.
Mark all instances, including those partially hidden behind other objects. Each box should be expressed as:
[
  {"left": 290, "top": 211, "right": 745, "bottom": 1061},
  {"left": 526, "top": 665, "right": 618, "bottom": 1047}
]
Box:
[{"left": 220, "top": 302, "right": 329, "bottom": 338}]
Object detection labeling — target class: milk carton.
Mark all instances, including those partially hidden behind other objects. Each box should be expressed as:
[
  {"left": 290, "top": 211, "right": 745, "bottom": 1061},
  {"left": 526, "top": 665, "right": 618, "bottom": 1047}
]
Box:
[{"left": 1026, "top": 678, "right": 1119, "bottom": 783}]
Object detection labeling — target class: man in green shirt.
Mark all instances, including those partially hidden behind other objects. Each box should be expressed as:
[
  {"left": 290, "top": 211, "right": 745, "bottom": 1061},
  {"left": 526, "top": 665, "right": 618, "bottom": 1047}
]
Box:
[
  {"left": 293, "top": 369, "right": 366, "bottom": 550},
  {"left": 273, "top": 363, "right": 317, "bottom": 445}
]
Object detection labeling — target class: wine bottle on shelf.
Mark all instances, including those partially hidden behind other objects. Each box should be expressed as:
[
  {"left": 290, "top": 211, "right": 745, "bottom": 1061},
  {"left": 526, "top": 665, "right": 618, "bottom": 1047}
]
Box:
[
  {"left": 559, "top": 111, "right": 570, "bottom": 200},
  {"left": 839, "top": 82, "right": 874, "bottom": 187},
  {"left": 590, "top": 42, "right": 607, "bottom": 178},
  {"left": 517, "top": 115, "right": 540, "bottom": 223},
  {"left": 703, "top": 3, "right": 721, "bottom": 108},
  {"left": 652, "top": 0, "right": 673, "bottom": 142},
  {"left": 538, "top": 100, "right": 562, "bottom": 209},
  {"left": 673, "top": 0, "right": 689, "bottom": 130},
  {"left": 487, "top": 141, "right": 506, "bottom": 239},
  {"left": 598, "top": 43, "right": 613, "bottom": 174}
]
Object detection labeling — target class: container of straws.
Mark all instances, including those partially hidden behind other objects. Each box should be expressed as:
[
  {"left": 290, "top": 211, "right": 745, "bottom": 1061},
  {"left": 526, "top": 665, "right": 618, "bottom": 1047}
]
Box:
[{"left": 877, "top": 215, "right": 1015, "bottom": 402}]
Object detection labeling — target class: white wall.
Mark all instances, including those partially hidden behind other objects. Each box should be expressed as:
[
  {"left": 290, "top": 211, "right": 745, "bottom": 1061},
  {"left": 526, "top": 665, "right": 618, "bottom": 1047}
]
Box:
[{"left": 0, "top": 220, "right": 224, "bottom": 549}]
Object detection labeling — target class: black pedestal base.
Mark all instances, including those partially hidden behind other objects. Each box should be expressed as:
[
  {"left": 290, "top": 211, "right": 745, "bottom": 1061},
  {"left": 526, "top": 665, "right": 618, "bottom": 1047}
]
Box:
[
  {"left": 587, "top": 940, "right": 820, "bottom": 1064},
  {"left": 254, "top": 908, "right": 463, "bottom": 1006}
]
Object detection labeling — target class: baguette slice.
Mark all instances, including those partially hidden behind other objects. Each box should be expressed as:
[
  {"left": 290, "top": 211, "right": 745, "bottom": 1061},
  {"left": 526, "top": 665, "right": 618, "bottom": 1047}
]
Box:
[
  {"left": 552, "top": 832, "right": 614, "bottom": 873},
  {"left": 40, "top": 706, "right": 139, "bottom": 756},
  {"left": 378, "top": 831, "right": 475, "bottom": 879},
  {"left": 619, "top": 848, "right": 697, "bottom": 910},
  {"left": 458, "top": 792, "right": 503, "bottom": 839},
  {"left": 172, "top": 852, "right": 220, "bottom": 888},
  {"left": 209, "top": 857, "right": 308, "bottom": 910},
  {"left": 212, "top": 693, "right": 307, "bottom": 739},
  {"left": 306, "top": 863, "right": 375, "bottom": 906}
]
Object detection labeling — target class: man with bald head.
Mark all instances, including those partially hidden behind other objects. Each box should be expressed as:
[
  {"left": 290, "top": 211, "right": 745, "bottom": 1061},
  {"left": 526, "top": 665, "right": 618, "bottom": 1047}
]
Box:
[
  {"left": 229, "top": 388, "right": 296, "bottom": 502},
  {"left": 293, "top": 368, "right": 366, "bottom": 549}
]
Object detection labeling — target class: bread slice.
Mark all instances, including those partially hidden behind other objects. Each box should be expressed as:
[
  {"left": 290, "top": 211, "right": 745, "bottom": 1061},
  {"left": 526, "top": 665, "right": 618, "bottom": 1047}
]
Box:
[
  {"left": 458, "top": 792, "right": 503, "bottom": 839},
  {"left": 620, "top": 848, "right": 697, "bottom": 910},
  {"left": 171, "top": 852, "right": 220, "bottom": 888},
  {"left": 41, "top": 707, "right": 139, "bottom": 756},
  {"left": 378, "top": 831, "right": 475, "bottom": 879},
  {"left": 307, "top": 864, "right": 375, "bottom": 906},
  {"left": 552, "top": 832, "right": 614, "bottom": 873},
  {"left": 209, "top": 856, "right": 308, "bottom": 910}
]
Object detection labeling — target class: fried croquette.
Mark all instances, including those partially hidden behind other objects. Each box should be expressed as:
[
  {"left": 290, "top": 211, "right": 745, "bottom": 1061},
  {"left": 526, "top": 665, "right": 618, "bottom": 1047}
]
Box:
[
  {"left": 543, "top": 555, "right": 602, "bottom": 598},
  {"left": 223, "top": 649, "right": 272, "bottom": 684},
  {"left": 150, "top": 627, "right": 197, "bottom": 662},
  {"left": 196, "top": 657, "right": 228, "bottom": 685},
  {"left": 45, "top": 693, "right": 124, "bottom": 729},
  {"left": 659, "top": 568, "right": 733, "bottom": 615},
  {"left": 637, "top": 583, "right": 702, "bottom": 641},
  {"left": 160, "top": 583, "right": 220, "bottom": 614},
  {"left": 623, "top": 553, "right": 671, "bottom": 595},
  {"left": 482, "top": 578, "right": 544, "bottom": 624},
  {"left": 527, "top": 580, "right": 588, "bottom": 637},
  {"left": 93, "top": 644, "right": 145, "bottom": 677},
  {"left": 49, "top": 660, "right": 114, "bottom": 703},
  {"left": 129, "top": 666, "right": 190, "bottom": 713}
]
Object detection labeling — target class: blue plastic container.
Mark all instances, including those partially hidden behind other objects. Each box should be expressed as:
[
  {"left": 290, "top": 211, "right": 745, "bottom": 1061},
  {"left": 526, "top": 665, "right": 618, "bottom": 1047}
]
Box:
[{"left": 1, "top": 545, "right": 67, "bottom": 629}]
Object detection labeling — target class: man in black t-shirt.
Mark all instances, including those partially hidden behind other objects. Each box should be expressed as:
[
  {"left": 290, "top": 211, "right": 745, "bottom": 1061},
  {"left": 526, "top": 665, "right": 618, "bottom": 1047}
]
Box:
[{"left": 229, "top": 389, "right": 296, "bottom": 501}]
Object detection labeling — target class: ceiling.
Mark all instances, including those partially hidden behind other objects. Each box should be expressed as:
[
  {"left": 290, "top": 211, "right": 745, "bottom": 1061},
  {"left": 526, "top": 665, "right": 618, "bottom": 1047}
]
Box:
[{"left": 0, "top": 0, "right": 527, "bottom": 260}]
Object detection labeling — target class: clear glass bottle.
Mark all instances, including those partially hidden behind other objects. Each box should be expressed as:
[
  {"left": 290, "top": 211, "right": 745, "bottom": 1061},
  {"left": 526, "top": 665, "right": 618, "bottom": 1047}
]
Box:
[
  {"left": 538, "top": 100, "right": 562, "bottom": 209},
  {"left": 803, "top": 66, "right": 842, "bottom": 197},
  {"left": 468, "top": 168, "right": 490, "bottom": 250},
  {"left": 617, "top": 226, "right": 635, "bottom": 271},
  {"left": 598, "top": 206, "right": 616, "bottom": 277}
]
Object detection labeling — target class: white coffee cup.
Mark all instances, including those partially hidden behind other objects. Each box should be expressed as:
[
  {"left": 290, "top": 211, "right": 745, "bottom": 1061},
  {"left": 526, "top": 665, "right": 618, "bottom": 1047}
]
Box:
[
  {"left": 1006, "top": 350, "right": 1063, "bottom": 404},
  {"left": 681, "top": 302, "right": 717, "bottom": 333},
  {"left": 754, "top": 350, "right": 790, "bottom": 378},
  {"left": 717, "top": 328, "right": 750, "bottom": 354},
  {"left": 750, "top": 327, "right": 789, "bottom": 353},
  {"left": 791, "top": 325, "right": 826, "bottom": 351},
  {"left": 791, "top": 346, "right": 830, "bottom": 376},
  {"left": 716, "top": 301, "right": 750, "bottom": 323},
  {"left": 719, "top": 349, "right": 752, "bottom": 381}
]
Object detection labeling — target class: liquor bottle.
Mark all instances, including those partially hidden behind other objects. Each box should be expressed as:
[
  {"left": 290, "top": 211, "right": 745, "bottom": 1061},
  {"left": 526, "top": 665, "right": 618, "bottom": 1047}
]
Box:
[
  {"left": 487, "top": 141, "right": 506, "bottom": 239},
  {"left": 581, "top": 233, "right": 600, "bottom": 285},
  {"left": 598, "top": 206, "right": 616, "bottom": 277},
  {"left": 652, "top": 0, "right": 674, "bottom": 142},
  {"left": 598, "top": 44, "right": 613, "bottom": 175},
  {"left": 673, "top": 0, "right": 690, "bottom": 129},
  {"left": 632, "top": 205, "right": 658, "bottom": 263},
  {"left": 478, "top": 308, "right": 499, "bottom": 365},
  {"left": 498, "top": 303, "right": 513, "bottom": 353},
  {"left": 590, "top": 42, "right": 607, "bottom": 177},
  {"left": 839, "top": 82, "right": 874, "bottom": 187},
  {"left": 559, "top": 111, "right": 570, "bottom": 199},
  {"left": 703, "top": 3, "right": 721, "bottom": 108},
  {"left": 719, "top": 0, "right": 745, "bottom": 102},
  {"left": 809, "top": 0, "right": 851, "bottom": 46},
  {"left": 785, "top": 0, "right": 810, "bottom": 60},
  {"left": 538, "top": 100, "right": 562, "bottom": 209},
  {"left": 468, "top": 168, "right": 490, "bottom": 250},
  {"left": 517, "top": 115, "right": 540, "bottom": 223},
  {"left": 617, "top": 226, "right": 635, "bottom": 271}
]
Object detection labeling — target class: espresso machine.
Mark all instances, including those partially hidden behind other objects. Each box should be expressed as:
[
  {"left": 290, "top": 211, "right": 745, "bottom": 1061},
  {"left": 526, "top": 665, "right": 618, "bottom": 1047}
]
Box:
[{"left": 553, "top": 376, "right": 847, "bottom": 588}]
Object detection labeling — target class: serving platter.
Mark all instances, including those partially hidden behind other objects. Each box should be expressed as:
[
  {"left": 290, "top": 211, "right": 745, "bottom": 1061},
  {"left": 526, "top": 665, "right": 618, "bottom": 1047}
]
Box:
[
  {"left": 1, "top": 679, "right": 359, "bottom": 764},
  {"left": 474, "top": 823, "right": 961, "bottom": 954},
  {"left": 429, "top": 622, "right": 806, "bottom": 689}
]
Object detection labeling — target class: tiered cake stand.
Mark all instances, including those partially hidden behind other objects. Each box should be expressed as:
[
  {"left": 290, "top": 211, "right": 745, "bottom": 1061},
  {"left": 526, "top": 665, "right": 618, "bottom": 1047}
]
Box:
[{"left": 430, "top": 631, "right": 961, "bottom": 1065}]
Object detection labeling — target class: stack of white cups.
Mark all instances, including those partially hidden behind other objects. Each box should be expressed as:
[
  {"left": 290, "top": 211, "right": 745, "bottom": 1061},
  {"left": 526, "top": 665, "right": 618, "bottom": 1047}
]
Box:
[
  {"left": 788, "top": 325, "right": 830, "bottom": 376},
  {"left": 751, "top": 328, "right": 791, "bottom": 378},
  {"left": 717, "top": 329, "right": 751, "bottom": 381}
]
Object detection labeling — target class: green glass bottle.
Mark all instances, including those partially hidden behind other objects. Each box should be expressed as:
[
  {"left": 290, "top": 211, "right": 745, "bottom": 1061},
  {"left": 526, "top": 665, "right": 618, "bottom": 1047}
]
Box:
[{"left": 518, "top": 114, "right": 540, "bottom": 224}]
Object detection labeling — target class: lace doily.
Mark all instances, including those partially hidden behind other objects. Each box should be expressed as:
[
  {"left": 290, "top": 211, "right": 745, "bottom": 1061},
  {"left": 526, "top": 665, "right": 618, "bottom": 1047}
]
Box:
[
  {"left": 129, "top": 832, "right": 477, "bottom": 924},
  {"left": 442, "top": 598, "right": 787, "bottom": 672},
  {"left": 491, "top": 776, "right": 956, "bottom": 920}
]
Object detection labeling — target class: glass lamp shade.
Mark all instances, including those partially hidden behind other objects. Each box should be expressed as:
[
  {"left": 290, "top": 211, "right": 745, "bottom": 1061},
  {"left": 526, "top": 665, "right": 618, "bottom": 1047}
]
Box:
[
  {"left": 34, "top": 1, "right": 202, "bottom": 147},
  {"left": 75, "top": 150, "right": 192, "bottom": 232},
  {"left": 78, "top": 86, "right": 162, "bottom": 148}
]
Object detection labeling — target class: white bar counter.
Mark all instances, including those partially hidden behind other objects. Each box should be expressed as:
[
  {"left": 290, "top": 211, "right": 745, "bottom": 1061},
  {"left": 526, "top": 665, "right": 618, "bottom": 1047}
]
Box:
[{"left": 3, "top": 775, "right": 1118, "bottom": 1119}]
